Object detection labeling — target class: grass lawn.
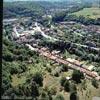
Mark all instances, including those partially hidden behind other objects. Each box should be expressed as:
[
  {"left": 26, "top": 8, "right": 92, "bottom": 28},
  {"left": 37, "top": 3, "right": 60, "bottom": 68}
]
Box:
[{"left": 70, "top": 7, "right": 100, "bottom": 19}]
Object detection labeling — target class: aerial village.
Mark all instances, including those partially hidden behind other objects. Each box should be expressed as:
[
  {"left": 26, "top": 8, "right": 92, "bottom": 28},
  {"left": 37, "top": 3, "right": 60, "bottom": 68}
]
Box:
[{"left": 3, "top": 17, "right": 100, "bottom": 81}]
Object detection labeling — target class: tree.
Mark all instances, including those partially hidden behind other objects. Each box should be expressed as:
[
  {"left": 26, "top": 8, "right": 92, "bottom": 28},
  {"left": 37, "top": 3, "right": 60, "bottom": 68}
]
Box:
[
  {"left": 54, "top": 94, "right": 65, "bottom": 100},
  {"left": 49, "top": 86, "right": 57, "bottom": 95},
  {"left": 64, "top": 15, "right": 77, "bottom": 21},
  {"left": 91, "top": 78, "right": 99, "bottom": 88},
  {"left": 62, "top": 65, "right": 68, "bottom": 72},
  {"left": 60, "top": 77, "right": 66, "bottom": 86},
  {"left": 46, "top": 66, "right": 52, "bottom": 73},
  {"left": 43, "top": 86, "right": 53, "bottom": 100},
  {"left": 41, "top": 15, "right": 52, "bottom": 27},
  {"left": 64, "top": 80, "right": 70, "bottom": 92},
  {"left": 19, "top": 64, "right": 27, "bottom": 72},
  {"left": 70, "top": 83, "right": 77, "bottom": 93},
  {"left": 88, "top": 54, "right": 95, "bottom": 62},
  {"left": 39, "top": 90, "right": 49, "bottom": 100},
  {"left": 32, "top": 72, "right": 43, "bottom": 86},
  {"left": 70, "top": 92, "right": 79, "bottom": 100},
  {"left": 72, "top": 70, "right": 84, "bottom": 83},
  {"left": 82, "top": 80, "right": 87, "bottom": 90},
  {"left": 3, "top": 51, "right": 14, "bottom": 62},
  {"left": 52, "top": 11, "right": 66, "bottom": 22},
  {"left": 17, "top": 55, "right": 23, "bottom": 61},
  {"left": 31, "top": 81, "right": 39, "bottom": 98}
]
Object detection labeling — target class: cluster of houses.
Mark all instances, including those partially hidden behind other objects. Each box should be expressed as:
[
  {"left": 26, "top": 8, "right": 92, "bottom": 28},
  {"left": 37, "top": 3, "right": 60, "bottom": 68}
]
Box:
[{"left": 8, "top": 18, "right": 99, "bottom": 80}]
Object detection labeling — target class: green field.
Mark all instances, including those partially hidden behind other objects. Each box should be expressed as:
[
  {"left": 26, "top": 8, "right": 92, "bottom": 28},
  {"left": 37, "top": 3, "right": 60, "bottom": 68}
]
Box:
[{"left": 70, "top": 7, "right": 100, "bottom": 19}]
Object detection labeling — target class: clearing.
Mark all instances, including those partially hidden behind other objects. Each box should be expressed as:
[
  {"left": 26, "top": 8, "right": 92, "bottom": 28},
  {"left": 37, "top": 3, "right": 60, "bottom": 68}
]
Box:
[{"left": 70, "top": 7, "right": 100, "bottom": 19}]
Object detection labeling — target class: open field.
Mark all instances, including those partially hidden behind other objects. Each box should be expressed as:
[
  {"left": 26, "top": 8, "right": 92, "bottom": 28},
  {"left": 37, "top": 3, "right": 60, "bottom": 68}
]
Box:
[{"left": 70, "top": 7, "right": 100, "bottom": 19}]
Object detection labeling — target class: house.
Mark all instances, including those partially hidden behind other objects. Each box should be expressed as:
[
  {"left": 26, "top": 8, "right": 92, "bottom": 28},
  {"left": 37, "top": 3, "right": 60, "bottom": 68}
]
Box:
[
  {"left": 92, "top": 71, "right": 98, "bottom": 76},
  {"left": 88, "top": 65, "right": 94, "bottom": 71},
  {"left": 51, "top": 50, "right": 60, "bottom": 55},
  {"left": 67, "top": 58, "right": 74, "bottom": 63},
  {"left": 41, "top": 47, "right": 48, "bottom": 51}
]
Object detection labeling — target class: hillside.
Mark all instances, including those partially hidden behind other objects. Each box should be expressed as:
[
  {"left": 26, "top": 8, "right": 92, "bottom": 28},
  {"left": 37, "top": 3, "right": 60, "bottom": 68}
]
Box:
[
  {"left": 3, "top": 1, "right": 45, "bottom": 18},
  {"left": 3, "top": 1, "right": 88, "bottom": 18},
  {"left": 70, "top": 7, "right": 100, "bottom": 19},
  {"left": 2, "top": 0, "right": 100, "bottom": 100}
]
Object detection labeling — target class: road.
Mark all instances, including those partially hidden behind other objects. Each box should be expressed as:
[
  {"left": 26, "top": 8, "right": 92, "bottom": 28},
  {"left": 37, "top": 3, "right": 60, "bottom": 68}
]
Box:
[
  {"left": 56, "top": 27, "right": 100, "bottom": 51},
  {"left": 12, "top": 21, "right": 100, "bottom": 80},
  {"left": 34, "top": 22, "right": 58, "bottom": 41},
  {"left": 13, "top": 22, "right": 58, "bottom": 41},
  {"left": 73, "top": 43, "right": 100, "bottom": 51},
  {"left": 13, "top": 22, "right": 100, "bottom": 51},
  {"left": 26, "top": 44, "right": 100, "bottom": 80}
]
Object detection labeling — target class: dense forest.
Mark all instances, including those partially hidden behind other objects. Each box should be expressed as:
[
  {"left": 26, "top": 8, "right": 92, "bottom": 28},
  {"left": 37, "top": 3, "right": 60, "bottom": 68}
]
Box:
[{"left": 3, "top": 0, "right": 94, "bottom": 18}]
